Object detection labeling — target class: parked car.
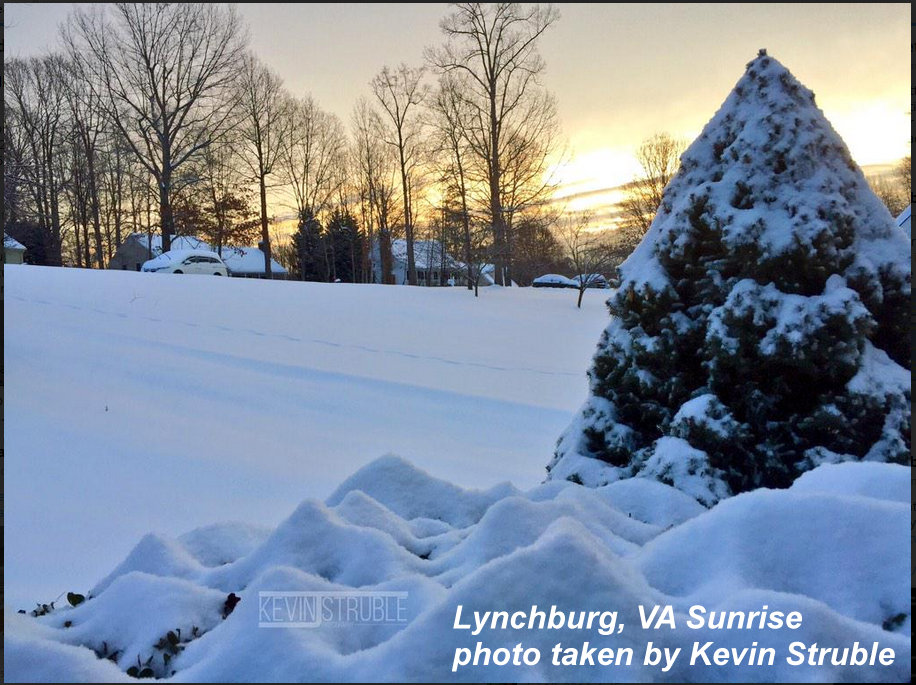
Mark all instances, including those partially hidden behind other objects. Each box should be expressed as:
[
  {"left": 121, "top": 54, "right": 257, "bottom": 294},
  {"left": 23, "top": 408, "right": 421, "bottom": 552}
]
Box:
[
  {"left": 531, "top": 273, "right": 577, "bottom": 289},
  {"left": 572, "top": 273, "right": 610, "bottom": 289},
  {"left": 142, "top": 249, "right": 229, "bottom": 276}
]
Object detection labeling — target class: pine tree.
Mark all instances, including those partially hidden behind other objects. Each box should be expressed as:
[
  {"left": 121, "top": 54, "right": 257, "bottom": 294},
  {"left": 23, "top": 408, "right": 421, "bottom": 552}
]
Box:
[
  {"left": 326, "top": 209, "right": 363, "bottom": 283},
  {"left": 293, "top": 208, "right": 328, "bottom": 282},
  {"left": 548, "top": 52, "right": 911, "bottom": 506}
]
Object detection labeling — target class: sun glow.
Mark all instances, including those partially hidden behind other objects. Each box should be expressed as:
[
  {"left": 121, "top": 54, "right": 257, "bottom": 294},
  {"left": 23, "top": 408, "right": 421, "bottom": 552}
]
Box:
[
  {"left": 826, "top": 100, "right": 911, "bottom": 168},
  {"left": 549, "top": 97, "right": 909, "bottom": 226}
]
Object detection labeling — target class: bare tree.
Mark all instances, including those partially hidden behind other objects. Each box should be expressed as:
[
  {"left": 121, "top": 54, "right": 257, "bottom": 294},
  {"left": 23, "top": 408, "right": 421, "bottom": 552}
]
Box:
[
  {"left": 125, "top": 157, "right": 157, "bottom": 257},
  {"left": 351, "top": 99, "right": 399, "bottom": 284},
  {"left": 427, "top": 2, "right": 560, "bottom": 286},
  {"left": 618, "top": 133, "right": 685, "bottom": 249},
  {"left": 511, "top": 211, "right": 566, "bottom": 285},
  {"left": 869, "top": 173, "right": 909, "bottom": 217},
  {"left": 498, "top": 88, "right": 566, "bottom": 276},
  {"left": 281, "top": 95, "right": 347, "bottom": 221},
  {"left": 4, "top": 99, "right": 29, "bottom": 227},
  {"left": 102, "top": 129, "right": 131, "bottom": 256},
  {"left": 371, "top": 64, "right": 429, "bottom": 286},
  {"left": 868, "top": 155, "right": 910, "bottom": 217},
  {"left": 236, "top": 53, "right": 291, "bottom": 276},
  {"left": 430, "top": 74, "right": 474, "bottom": 290},
  {"left": 197, "top": 136, "right": 260, "bottom": 253},
  {"left": 896, "top": 155, "right": 911, "bottom": 200},
  {"left": 465, "top": 219, "right": 496, "bottom": 297},
  {"left": 63, "top": 132, "right": 93, "bottom": 268},
  {"left": 557, "top": 212, "right": 616, "bottom": 308},
  {"left": 5, "top": 56, "right": 68, "bottom": 264},
  {"left": 66, "top": 3, "right": 246, "bottom": 252},
  {"left": 60, "top": 57, "right": 109, "bottom": 267}
]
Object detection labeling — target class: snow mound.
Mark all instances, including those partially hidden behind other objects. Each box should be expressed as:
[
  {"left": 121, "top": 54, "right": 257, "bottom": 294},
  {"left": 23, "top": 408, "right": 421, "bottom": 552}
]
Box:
[
  {"left": 5, "top": 456, "right": 909, "bottom": 682},
  {"left": 91, "top": 534, "right": 205, "bottom": 596},
  {"left": 637, "top": 483, "right": 909, "bottom": 627},
  {"left": 593, "top": 476, "right": 706, "bottom": 528},
  {"left": 327, "top": 454, "right": 520, "bottom": 527},
  {"left": 201, "top": 499, "right": 421, "bottom": 591},
  {"left": 5, "top": 611, "right": 128, "bottom": 683},
  {"left": 789, "top": 461, "right": 910, "bottom": 503},
  {"left": 50, "top": 573, "right": 227, "bottom": 677},
  {"left": 178, "top": 522, "right": 273, "bottom": 568}
]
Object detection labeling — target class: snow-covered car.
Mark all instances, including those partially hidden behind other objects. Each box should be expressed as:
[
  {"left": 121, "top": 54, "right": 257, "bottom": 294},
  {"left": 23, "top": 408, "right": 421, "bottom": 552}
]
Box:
[
  {"left": 572, "top": 274, "right": 610, "bottom": 289},
  {"left": 142, "top": 249, "right": 229, "bottom": 276},
  {"left": 531, "top": 273, "right": 576, "bottom": 288}
]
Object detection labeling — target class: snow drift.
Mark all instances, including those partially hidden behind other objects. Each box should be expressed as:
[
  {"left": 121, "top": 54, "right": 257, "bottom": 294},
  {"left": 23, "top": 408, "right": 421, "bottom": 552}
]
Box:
[{"left": 5, "top": 458, "right": 909, "bottom": 682}]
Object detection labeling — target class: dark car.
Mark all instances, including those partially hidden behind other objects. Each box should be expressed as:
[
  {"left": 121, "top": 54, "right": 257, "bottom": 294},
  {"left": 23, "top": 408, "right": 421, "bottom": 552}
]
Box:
[
  {"left": 573, "top": 274, "right": 610, "bottom": 289},
  {"left": 532, "top": 273, "right": 577, "bottom": 288}
]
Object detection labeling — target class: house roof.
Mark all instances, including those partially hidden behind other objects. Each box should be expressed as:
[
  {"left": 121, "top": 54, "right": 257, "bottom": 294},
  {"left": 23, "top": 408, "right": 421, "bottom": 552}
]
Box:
[
  {"left": 131, "top": 233, "right": 211, "bottom": 255},
  {"left": 4, "top": 233, "right": 26, "bottom": 251},
  {"left": 218, "top": 246, "right": 288, "bottom": 274},
  {"left": 454, "top": 263, "right": 518, "bottom": 287},
  {"left": 390, "top": 239, "right": 462, "bottom": 270},
  {"left": 126, "top": 232, "right": 287, "bottom": 274},
  {"left": 896, "top": 205, "right": 911, "bottom": 239}
]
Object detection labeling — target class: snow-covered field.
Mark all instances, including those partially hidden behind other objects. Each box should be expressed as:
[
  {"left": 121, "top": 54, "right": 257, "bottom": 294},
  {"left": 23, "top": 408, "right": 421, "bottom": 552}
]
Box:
[{"left": 4, "top": 265, "right": 608, "bottom": 609}]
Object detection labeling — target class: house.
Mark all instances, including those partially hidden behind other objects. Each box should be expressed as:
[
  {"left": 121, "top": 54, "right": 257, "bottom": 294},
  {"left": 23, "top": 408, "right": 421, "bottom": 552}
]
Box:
[
  {"left": 217, "top": 246, "right": 288, "bottom": 279},
  {"left": 896, "top": 205, "right": 911, "bottom": 239},
  {"left": 372, "top": 239, "right": 465, "bottom": 286},
  {"left": 471, "top": 263, "right": 518, "bottom": 287},
  {"left": 110, "top": 233, "right": 287, "bottom": 278},
  {"left": 4, "top": 233, "right": 27, "bottom": 264},
  {"left": 108, "top": 233, "right": 211, "bottom": 271}
]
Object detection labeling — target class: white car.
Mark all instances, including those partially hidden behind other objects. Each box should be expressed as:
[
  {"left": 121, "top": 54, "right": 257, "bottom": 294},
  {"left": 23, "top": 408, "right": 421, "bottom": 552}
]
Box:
[{"left": 142, "top": 249, "right": 229, "bottom": 276}]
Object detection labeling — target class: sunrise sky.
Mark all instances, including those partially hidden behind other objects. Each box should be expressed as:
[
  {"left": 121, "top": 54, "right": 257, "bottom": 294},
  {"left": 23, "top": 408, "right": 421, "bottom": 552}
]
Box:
[{"left": 6, "top": 3, "right": 910, "bottom": 224}]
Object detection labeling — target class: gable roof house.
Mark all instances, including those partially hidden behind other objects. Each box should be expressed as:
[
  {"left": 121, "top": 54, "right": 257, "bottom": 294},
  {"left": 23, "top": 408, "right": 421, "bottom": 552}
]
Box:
[
  {"left": 108, "top": 233, "right": 210, "bottom": 271},
  {"left": 217, "top": 246, "right": 288, "bottom": 279},
  {"left": 468, "top": 263, "right": 519, "bottom": 288},
  {"left": 4, "top": 233, "right": 27, "bottom": 264},
  {"left": 110, "top": 233, "right": 287, "bottom": 278},
  {"left": 372, "top": 239, "right": 465, "bottom": 286}
]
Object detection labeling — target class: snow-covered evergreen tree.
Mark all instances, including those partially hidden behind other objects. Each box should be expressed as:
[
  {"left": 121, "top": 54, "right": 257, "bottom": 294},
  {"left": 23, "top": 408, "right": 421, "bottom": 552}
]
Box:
[{"left": 548, "top": 51, "right": 910, "bottom": 506}]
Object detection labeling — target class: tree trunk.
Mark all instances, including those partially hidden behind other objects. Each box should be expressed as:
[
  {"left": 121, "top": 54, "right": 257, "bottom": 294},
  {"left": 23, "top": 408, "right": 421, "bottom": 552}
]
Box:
[
  {"left": 146, "top": 188, "right": 154, "bottom": 260},
  {"left": 82, "top": 220, "right": 91, "bottom": 268},
  {"left": 577, "top": 286, "right": 585, "bottom": 309},
  {"left": 379, "top": 226, "right": 393, "bottom": 285},
  {"left": 90, "top": 170, "right": 104, "bottom": 268},
  {"left": 456, "top": 157, "right": 473, "bottom": 291},
  {"left": 49, "top": 183, "right": 63, "bottom": 267},
  {"left": 130, "top": 185, "right": 140, "bottom": 245},
  {"left": 259, "top": 171, "right": 272, "bottom": 277},
  {"left": 504, "top": 219, "right": 513, "bottom": 286},
  {"left": 113, "top": 154, "right": 124, "bottom": 251},
  {"left": 74, "top": 218, "right": 83, "bottom": 268},
  {"left": 159, "top": 173, "right": 173, "bottom": 252},
  {"left": 488, "top": 81, "right": 506, "bottom": 286},
  {"left": 399, "top": 143, "right": 417, "bottom": 286},
  {"left": 350, "top": 230, "right": 358, "bottom": 283},
  {"left": 360, "top": 198, "right": 372, "bottom": 283}
]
